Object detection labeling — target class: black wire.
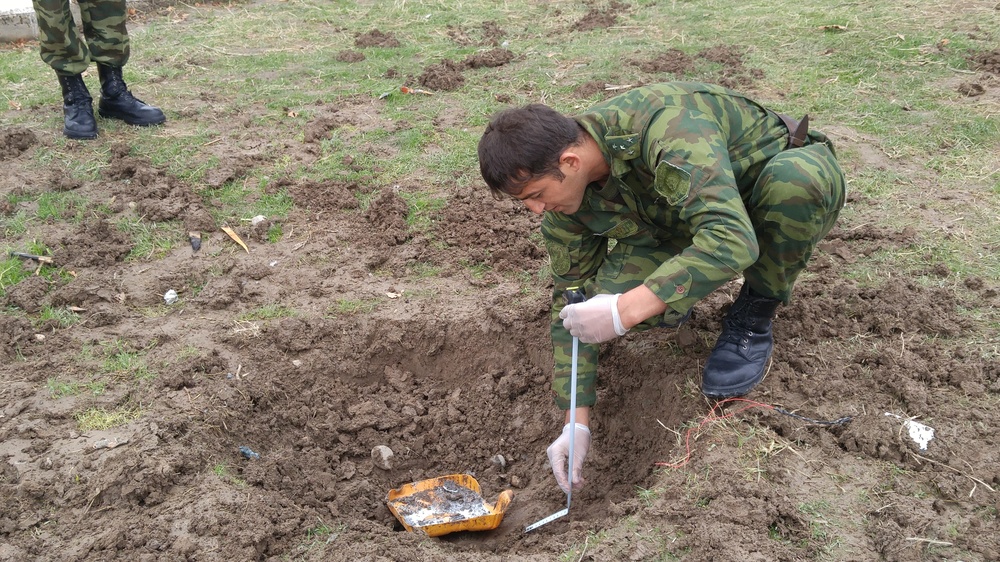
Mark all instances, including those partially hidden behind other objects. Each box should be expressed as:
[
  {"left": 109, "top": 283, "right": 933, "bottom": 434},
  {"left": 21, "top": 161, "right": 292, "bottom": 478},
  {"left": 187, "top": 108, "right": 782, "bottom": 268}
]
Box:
[{"left": 773, "top": 407, "right": 853, "bottom": 426}]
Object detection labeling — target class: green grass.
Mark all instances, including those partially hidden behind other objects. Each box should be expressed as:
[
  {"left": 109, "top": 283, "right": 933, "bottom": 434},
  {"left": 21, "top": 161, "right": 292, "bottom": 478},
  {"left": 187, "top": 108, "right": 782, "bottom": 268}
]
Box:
[
  {"left": 47, "top": 377, "right": 105, "bottom": 398},
  {"left": 238, "top": 304, "right": 297, "bottom": 321},
  {"left": 115, "top": 218, "right": 179, "bottom": 261},
  {"left": 37, "top": 305, "right": 81, "bottom": 328},
  {"left": 100, "top": 339, "right": 156, "bottom": 381},
  {"left": 75, "top": 404, "right": 141, "bottom": 431},
  {"left": 328, "top": 298, "right": 379, "bottom": 316}
]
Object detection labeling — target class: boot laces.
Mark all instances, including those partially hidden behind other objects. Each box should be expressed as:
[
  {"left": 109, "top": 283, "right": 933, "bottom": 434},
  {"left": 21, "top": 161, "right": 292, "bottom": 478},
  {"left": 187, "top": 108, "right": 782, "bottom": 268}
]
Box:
[{"left": 64, "top": 80, "right": 91, "bottom": 105}]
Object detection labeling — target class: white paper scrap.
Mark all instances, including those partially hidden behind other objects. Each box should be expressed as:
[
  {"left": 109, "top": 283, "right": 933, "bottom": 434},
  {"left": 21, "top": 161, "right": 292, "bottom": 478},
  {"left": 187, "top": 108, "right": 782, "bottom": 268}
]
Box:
[{"left": 885, "top": 412, "right": 935, "bottom": 450}]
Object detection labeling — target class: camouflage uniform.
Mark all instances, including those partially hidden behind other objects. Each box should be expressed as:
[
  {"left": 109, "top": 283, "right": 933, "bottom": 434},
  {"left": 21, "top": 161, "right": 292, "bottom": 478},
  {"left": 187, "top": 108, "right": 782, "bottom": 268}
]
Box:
[
  {"left": 546, "top": 82, "right": 846, "bottom": 409},
  {"left": 32, "top": 0, "right": 130, "bottom": 76}
]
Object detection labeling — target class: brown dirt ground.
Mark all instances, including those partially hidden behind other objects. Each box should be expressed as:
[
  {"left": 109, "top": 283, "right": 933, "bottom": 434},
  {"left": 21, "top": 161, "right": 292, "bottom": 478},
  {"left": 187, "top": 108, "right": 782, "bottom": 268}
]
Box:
[{"left": 2, "top": 12, "right": 1000, "bottom": 562}]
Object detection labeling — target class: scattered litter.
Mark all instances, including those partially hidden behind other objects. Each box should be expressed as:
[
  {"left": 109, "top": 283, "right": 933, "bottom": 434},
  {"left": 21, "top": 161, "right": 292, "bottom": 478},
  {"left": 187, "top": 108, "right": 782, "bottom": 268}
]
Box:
[
  {"left": 386, "top": 292, "right": 401, "bottom": 299},
  {"left": 164, "top": 289, "right": 179, "bottom": 305},
  {"left": 221, "top": 226, "right": 250, "bottom": 253},
  {"left": 67, "top": 306, "right": 86, "bottom": 312},
  {"left": 291, "top": 359, "right": 302, "bottom": 367},
  {"left": 239, "top": 446, "right": 260, "bottom": 460},
  {"left": 400, "top": 86, "right": 433, "bottom": 96},
  {"left": 189, "top": 231, "right": 202, "bottom": 251},
  {"left": 372, "top": 445, "right": 394, "bottom": 470},
  {"left": 885, "top": 412, "right": 935, "bottom": 450},
  {"left": 250, "top": 215, "right": 267, "bottom": 226},
  {"left": 9, "top": 251, "right": 53, "bottom": 275},
  {"left": 93, "top": 437, "right": 129, "bottom": 450},
  {"left": 34, "top": 334, "right": 45, "bottom": 342},
  {"left": 9, "top": 251, "right": 53, "bottom": 264}
]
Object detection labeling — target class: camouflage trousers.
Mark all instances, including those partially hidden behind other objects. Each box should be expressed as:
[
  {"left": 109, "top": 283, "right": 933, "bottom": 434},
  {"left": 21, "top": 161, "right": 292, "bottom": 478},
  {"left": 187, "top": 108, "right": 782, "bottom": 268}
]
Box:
[
  {"left": 32, "top": 0, "right": 130, "bottom": 76},
  {"left": 582, "top": 141, "right": 846, "bottom": 331}
]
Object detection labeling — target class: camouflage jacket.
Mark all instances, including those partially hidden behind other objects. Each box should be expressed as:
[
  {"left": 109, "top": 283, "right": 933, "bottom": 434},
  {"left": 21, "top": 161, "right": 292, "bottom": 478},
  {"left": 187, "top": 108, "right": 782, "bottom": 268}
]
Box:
[{"left": 545, "top": 82, "right": 822, "bottom": 409}]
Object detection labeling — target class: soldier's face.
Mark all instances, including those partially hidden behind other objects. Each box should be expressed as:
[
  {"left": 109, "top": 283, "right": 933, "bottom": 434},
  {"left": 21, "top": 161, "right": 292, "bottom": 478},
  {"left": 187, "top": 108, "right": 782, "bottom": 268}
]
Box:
[{"left": 514, "top": 166, "right": 588, "bottom": 215}]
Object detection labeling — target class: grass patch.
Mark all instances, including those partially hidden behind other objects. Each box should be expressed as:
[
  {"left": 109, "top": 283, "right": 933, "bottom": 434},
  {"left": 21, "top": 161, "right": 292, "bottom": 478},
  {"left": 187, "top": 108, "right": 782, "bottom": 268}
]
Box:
[
  {"left": 328, "top": 297, "right": 380, "bottom": 316},
  {"left": 100, "top": 339, "right": 156, "bottom": 381},
  {"left": 37, "top": 305, "right": 81, "bottom": 328},
  {"left": 75, "top": 404, "right": 141, "bottom": 431},
  {"left": 238, "top": 304, "right": 297, "bottom": 321},
  {"left": 115, "top": 218, "right": 180, "bottom": 261},
  {"left": 47, "top": 377, "right": 105, "bottom": 398}
]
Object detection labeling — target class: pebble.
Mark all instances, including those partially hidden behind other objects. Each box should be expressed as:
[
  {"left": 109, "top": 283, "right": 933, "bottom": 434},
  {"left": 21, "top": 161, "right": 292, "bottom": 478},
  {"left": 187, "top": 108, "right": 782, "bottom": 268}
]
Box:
[
  {"left": 491, "top": 454, "right": 507, "bottom": 470},
  {"left": 371, "top": 445, "right": 394, "bottom": 470},
  {"left": 239, "top": 446, "right": 260, "bottom": 460}
]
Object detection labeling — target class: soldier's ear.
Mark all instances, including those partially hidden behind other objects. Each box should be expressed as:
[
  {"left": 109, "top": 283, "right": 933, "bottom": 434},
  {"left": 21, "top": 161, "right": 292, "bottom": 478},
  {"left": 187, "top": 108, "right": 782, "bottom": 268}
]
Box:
[{"left": 559, "top": 150, "right": 582, "bottom": 172}]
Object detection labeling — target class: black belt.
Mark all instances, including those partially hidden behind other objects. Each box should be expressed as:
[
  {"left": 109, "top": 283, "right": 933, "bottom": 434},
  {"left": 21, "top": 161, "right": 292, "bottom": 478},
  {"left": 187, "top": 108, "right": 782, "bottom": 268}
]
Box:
[{"left": 777, "top": 113, "right": 810, "bottom": 149}]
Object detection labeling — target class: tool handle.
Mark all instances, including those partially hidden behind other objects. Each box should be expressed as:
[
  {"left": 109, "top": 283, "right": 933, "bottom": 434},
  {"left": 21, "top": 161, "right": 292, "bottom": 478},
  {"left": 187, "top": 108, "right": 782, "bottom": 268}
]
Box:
[
  {"left": 564, "top": 287, "right": 586, "bottom": 305},
  {"left": 564, "top": 286, "right": 585, "bottom": 509}
]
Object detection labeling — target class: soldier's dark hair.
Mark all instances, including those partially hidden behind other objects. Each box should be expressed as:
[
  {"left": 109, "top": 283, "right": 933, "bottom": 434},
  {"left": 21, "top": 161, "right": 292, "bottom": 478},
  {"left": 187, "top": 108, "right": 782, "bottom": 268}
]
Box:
[{"left": 477, "top": 104, "right": 585, "bottom": 199}]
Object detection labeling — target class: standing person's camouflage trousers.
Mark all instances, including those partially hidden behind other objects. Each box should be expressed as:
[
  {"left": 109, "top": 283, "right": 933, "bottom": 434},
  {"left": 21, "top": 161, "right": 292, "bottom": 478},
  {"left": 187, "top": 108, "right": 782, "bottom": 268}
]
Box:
[
  {"left": 33, "top": 0, "right": 129, "bottom": 76},
  {"left": 31, "top": 0, "right": 164, "bottom": 139}
]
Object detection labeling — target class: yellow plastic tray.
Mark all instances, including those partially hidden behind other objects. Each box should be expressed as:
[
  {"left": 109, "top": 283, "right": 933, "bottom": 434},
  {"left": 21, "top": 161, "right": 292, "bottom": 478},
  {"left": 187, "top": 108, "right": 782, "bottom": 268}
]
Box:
[{"left": 386, "top": 473, "right": 513, "bottom": 537}]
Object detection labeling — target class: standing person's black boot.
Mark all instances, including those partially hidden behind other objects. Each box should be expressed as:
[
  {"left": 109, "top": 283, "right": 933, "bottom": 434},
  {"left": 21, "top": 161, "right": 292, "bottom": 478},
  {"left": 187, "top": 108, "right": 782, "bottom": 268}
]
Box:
[
  {"left": 97, "top": 64, "right": 166, "bottom": 126},
  {"left": 702, "top": 283, "right": 781, "bottom": 398},
  {"left": 57, "top": 73, "right": 97, "bottom": 140}
]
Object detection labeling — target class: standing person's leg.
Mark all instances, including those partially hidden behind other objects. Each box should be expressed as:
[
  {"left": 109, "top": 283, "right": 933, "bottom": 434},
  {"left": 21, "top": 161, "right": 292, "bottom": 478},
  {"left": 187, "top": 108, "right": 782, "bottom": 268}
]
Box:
[
  {"left": 702, "top": 142, "right": 846, "bottom": 398},
  {"left": 78, "top": 0, "right": 129, "bottom": 67},
  {"left": 33, "top": 0, "right": 97, "bottom": 139},
  {"left": 83, "top": 0, "right": 166, "bottom": 126}
]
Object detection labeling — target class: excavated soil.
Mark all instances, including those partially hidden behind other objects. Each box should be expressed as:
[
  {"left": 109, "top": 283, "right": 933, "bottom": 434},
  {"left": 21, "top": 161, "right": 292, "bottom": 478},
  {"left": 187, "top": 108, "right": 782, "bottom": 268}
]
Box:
[{"left": 2, "top": 9, "right": 1000, "bottom": 562}]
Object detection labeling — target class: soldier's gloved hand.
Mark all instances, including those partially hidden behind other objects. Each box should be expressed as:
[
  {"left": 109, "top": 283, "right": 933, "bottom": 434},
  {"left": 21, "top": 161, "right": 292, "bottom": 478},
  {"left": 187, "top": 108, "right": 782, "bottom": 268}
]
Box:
[
  {"left": 546, "top": 423, "right": 591, "bottom": 493},
  {"left": 559, "top": 293, "right": 628, "bottom": 343}
]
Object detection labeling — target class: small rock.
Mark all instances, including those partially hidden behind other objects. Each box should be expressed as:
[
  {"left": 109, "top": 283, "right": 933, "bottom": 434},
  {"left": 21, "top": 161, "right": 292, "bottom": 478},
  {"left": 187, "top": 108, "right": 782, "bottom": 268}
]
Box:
[
  {"left": 510, "top": 475, "right": 523, "bottom": 488},
  {"left": 371, "top": 445, "right": 394, "bottom": 470},
  {"left": 491, "top": 454, "right": 507, "bottom": 470},
  {"left": 40, "top": 457, "right": 52, "bottom": 470},
  {"left": 239, "top": 446, "right": 260, "bottom": 460},
  {"left": 93, "top": 437, "right": 129, "bottom": 449},
  {"left": 292, "top": 359, "right": 302, "bottom": 367},
  {"left": 34, "top": 334, "right": 45, "bottom": 341}
]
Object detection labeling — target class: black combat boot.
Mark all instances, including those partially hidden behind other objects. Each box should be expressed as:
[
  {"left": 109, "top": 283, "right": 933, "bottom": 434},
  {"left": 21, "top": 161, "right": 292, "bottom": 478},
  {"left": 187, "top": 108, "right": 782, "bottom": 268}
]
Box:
[
  {"left": 701, "top": 283, "right": 781, "bottom": 398},
  {"left": 97, "top": 64, "right": 166, "bottom": 126},
  {"left": 57, "top": 73, "right": 97, "bottom": 140}
]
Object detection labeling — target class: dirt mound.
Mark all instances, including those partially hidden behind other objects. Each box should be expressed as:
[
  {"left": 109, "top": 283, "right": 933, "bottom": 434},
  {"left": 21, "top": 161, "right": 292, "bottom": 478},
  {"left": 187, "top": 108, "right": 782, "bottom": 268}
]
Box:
[
  {"left": 355, "top": 29, "right": 400, "bottom": 48},
  {"left": 969, "top": 48, "right": 1000, "bottom": 74},
  {"left": 0, "top": 127, "right": 36, "bottom": 160}
]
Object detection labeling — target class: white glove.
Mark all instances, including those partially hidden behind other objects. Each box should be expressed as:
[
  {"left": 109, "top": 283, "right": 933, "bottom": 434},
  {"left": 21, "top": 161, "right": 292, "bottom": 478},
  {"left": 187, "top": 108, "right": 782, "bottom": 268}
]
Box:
[
  {"left": 559, "top": 293, "right": 628, "bottom": 344},
  {"left": 546, "top": 423, "right": 592, "bottom": 493}
]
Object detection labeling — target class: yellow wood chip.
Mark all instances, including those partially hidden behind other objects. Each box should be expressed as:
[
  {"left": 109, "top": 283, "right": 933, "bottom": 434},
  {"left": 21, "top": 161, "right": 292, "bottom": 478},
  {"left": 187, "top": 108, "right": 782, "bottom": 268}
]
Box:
[{"left": 221, "top": 226, "right": 250, "bottom": 253}]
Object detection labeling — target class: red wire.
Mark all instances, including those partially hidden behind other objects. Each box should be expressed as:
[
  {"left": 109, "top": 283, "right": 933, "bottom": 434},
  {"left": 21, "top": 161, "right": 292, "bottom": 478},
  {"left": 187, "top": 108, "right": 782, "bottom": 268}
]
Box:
[{"left": 654, "top": 397, "right": 775, "bottom": 469}]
